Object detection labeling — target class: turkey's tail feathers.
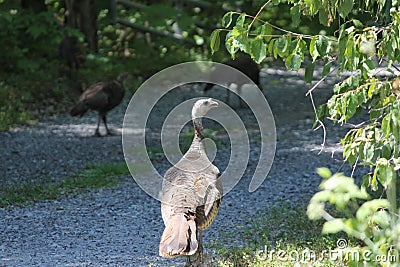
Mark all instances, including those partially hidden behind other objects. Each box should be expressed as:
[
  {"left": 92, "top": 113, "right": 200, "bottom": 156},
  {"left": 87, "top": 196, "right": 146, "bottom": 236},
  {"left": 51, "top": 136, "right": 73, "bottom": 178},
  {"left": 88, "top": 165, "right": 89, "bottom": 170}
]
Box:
[
  {"left": 159, "top": 214, "right": 198, "bottom": 258},
  {"left": 70, "top": 102, "right": 89, "bottom": 117}
]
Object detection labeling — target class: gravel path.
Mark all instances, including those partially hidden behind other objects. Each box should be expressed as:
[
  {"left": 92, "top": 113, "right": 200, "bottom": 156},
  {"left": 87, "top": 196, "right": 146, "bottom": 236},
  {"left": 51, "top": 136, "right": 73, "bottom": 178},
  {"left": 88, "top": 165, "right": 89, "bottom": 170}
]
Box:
[{"left": 1, "top": 68, "right": 350, "bottom": 266}]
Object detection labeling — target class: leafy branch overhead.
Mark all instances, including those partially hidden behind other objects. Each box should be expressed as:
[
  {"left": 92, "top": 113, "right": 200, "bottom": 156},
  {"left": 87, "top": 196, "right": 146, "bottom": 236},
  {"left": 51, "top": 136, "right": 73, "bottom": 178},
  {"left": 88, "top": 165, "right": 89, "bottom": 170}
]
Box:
[{"left": 212, "top": 0, "right": 400, "bottom": 265}]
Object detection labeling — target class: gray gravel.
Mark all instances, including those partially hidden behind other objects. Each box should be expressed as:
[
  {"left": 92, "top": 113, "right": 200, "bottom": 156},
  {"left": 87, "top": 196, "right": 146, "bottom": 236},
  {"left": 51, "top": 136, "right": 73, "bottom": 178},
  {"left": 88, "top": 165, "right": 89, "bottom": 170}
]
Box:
[{"left": 1, "top": 68, "right": 351, "bottom": 266}]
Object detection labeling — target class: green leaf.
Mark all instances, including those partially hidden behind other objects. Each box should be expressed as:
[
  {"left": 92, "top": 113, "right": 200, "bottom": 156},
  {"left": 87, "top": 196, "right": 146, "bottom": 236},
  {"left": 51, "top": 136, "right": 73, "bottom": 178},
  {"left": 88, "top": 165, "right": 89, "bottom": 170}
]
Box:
[
  {"left": 378, "top": 164, "right": 394, "bottom": 188},
  {"left": 309, "top": 0, "right": 321, "bottom": 15},
  {"left": 392, "top": 111, "right": 399, "bottom": 140},
  {"left": 262, "top": 24, "right": 273, "bottom": 42},
  {"left": 222, "top": 12, "right": 233, "bottom": 28},
  {"left": 231, "top": 27, "right": 241, "bottom": 37},
  {"left": 367, "top": 83, "right": 376, "bottom": 99},
  {"left": 290, "top": 4, "right": 301, "bottom": 27},
  {"left": 344, "top": 36, "right": 358, "bottom": 70},
  {"left": 310, "top": 36, "right": 319, "bottom": 61},
  {"left": 372, "top": 209, "right": 391, "bottom": 228},
  {"left": 371, "top": 168, "right": 378, "bottom": 191},
  {"left": 312, "top": 190, "right": 333, "bottom": 202},
  {"left": 347, "top": 150, "right": 356, "bottom": 166},
  {"left": 338, "top": 0, "right": 353, "bottom": 18},
  {"left": 316, "top": 35, "right": 330, "bottom": 57},
  {"left": 305, "top": 62, "right": 315, "bottom": 83},
  {"left": 251, "top": 36, "right": 267, "bottom": 64},
  {"left": 382, "top": 114, "right": 391, "bottom": 138},
  {"left": 381, "top": 144, "right": 392, "bottom": 159},
  {"left": 225, "top": 32, "right": 239, "bottom": 57},
  {"left": 318, "top": 8, "right": 329, "bottom": 27},
  {"left": 268, "top": 39, "right": 275, "bottom": 56},
  {"left": 361, "top": 59, "right": 375, "bottom": 78},
  {"left": 285, "top": 53, "right": 302, "bottom": 71},
  {"left": 356, "top": 199, "right": 390, "bottom": 221},
  {"left": 210, "top": 29, "right": 221, "bottom": 54},
  {"left": 230, "top": 23, "right": 250, "bottom": 53},
  {"left": 236, "top": 13, "right": 246, "bottom": 27},
  {"left": 317, "top": 167, "right": 332, "bottom": 179},
  {"left": 315, "top": 104, "right": 327, "bottom": 127},
  {"left": 338, "top": 32, "right": 348, "bottom": 63},
  {"left": 340, "top": 94, "right": 348, "bottom": 117},
  {"left": 322, "top": 62, "right": 332, "bottom": 77},
  {"left": 307, "top": 202, "right": 325, "bottom": 220},
  {"left": 352, "top": 19, "right": 363, "bottom": 29},
  {"left": 322, "top": 219, "right": 345, "bottom": 234},
  {"left": 276, "top": 36, "right": 289, "bottom": 57},
  {"left": 297, "top": 39, "right": 307, "bottom": 55},
  {"left": 347, "top": 93, "right": 358, "bottom": 119},
  {"left": 292, "top": 54, "right": 302, "bottom": 71},
  {"left": 363, "top": 142, "right": 376, "bottom": 163}
]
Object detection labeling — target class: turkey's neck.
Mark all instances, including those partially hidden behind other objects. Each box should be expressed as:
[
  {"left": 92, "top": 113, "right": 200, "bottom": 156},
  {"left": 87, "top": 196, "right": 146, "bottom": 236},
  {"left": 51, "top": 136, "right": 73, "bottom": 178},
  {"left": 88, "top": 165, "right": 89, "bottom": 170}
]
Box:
[{"left": 192, "top": 116, "right": 204, "bottom": 140}]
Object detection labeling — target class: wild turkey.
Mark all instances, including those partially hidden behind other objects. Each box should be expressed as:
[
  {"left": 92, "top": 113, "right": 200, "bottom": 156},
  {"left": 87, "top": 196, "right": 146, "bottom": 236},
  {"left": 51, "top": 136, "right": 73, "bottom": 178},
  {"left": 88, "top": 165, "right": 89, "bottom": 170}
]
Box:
[
  {"left": 204, "top": 56, "right": 261, "bottom": 107},
  {"left": 69, "top": 73, "right": 128, "bottom": 136},
  {"left": 159, "top": 98, "right": 222, "bottom": 266}
]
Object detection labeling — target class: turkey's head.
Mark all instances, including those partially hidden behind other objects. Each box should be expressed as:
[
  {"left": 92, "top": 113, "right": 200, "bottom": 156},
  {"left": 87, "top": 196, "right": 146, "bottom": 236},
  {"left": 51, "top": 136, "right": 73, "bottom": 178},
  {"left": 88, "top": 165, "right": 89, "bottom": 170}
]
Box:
[{"left": 192, "top": 98, "right": 219, "bottom": 119}]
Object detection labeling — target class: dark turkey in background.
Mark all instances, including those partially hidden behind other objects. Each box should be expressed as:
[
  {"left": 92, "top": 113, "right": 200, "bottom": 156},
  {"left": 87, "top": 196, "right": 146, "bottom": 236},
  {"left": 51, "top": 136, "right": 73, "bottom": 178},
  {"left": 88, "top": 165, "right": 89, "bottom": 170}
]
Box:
[
  {"left": 70, "top": 73, "right": 129, "bottom": 137},
  {"left": 204, "top": 56, "right": 261, "bottom": 107}
]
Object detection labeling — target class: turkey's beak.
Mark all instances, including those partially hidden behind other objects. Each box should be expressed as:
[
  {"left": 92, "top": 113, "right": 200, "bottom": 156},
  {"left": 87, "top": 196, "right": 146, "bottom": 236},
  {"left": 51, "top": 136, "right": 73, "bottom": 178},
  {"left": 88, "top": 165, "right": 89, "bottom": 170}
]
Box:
[{"left": 209, "top": 100, "right": 219, "bottom": 109}]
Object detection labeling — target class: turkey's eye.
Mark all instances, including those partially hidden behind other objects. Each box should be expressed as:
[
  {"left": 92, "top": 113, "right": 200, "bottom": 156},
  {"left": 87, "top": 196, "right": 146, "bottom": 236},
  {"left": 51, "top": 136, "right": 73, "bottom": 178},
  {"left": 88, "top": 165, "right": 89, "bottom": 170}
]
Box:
[{"left": 204, "top": 100, "right": 209, "bottom": 106}]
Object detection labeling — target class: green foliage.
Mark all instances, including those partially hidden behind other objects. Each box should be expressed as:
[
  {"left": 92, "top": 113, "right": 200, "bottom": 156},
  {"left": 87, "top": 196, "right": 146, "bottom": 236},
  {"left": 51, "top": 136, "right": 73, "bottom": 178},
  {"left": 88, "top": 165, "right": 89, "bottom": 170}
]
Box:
[
  {"left": 0, "top": 3, "right": 63, "bottom": 74},
  {"left": 213, "top": 0, "right": 400, "bottom": 265},
  {"left": 308, "top": 170, "right": 398, "bottom": 267},
  {"left": 0, "top": 1, "right": 68, "bottom": 130},
  {"left": 0, "top": 162, "right": 129, "bottom": 208}
]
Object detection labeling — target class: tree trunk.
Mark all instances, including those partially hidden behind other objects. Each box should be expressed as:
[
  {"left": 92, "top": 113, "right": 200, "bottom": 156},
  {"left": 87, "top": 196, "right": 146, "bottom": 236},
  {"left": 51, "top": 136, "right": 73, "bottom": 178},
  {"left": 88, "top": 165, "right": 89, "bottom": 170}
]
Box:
[{"left": 64, "top": 0, "right": 98, "bottom": 52}]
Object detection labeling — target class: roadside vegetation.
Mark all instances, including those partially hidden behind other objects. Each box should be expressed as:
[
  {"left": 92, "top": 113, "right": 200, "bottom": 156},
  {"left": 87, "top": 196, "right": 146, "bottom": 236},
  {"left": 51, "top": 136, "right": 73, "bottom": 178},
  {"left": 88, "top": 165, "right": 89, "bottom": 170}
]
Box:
[
  {"left": 208, "top": 203, "right": 346, "bottom": 267},
  {"left": 0, "top": 162, "right": 129, "bottom": 208}
]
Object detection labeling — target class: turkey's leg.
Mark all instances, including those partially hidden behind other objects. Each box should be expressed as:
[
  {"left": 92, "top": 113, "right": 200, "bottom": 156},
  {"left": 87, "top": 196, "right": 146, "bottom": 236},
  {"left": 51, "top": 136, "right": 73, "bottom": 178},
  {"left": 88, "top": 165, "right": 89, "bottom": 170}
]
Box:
[
  {"left": 94, "top": 114, "right": 102, "bottom": 137},
  {"left": 238, "top": 86, "right": 244, "bottom": 108},
  {"left": 198, "top": 229, "right": 203, "bottom": 262},
  {"left": 102, "top": 114, "right": 111, "bottom": 135},
  {"left": 226, "top": 87, "right": 230, "bottom": 105},
  {"left": 186, "top": 229, "right": 203, "bottom": 267}
]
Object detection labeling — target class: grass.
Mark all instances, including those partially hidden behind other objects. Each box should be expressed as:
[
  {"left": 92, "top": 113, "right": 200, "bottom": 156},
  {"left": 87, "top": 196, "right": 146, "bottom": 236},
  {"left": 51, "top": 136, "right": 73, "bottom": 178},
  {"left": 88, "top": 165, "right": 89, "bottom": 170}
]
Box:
[
  {"left": 146, "top": 146, "right": 166, "bottom": 162},
  {"left": 0, "top": 162, "right": 130, "bottom": 208},
  {"left": 207, "top": 203, "right": 348, "bottom": 267}
]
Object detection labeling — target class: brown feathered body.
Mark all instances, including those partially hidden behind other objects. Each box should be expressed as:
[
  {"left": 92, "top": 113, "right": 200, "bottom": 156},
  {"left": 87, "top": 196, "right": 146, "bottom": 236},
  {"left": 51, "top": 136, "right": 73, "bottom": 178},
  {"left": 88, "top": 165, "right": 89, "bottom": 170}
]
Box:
[
  {"left": 159, "top": 99, "right": 222, "bottom": 260},
  {"left": 70, "top": 80, "right": 124, "bottom": 117},
  {"left": 70, "top": 75, "right": 126, "bottom": 136},
  {"left": 204, "top": 56, "right": 260, "bottom": 91},
  {"left": 204, "top": 56, "right": 260, "bottom": 106}
]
